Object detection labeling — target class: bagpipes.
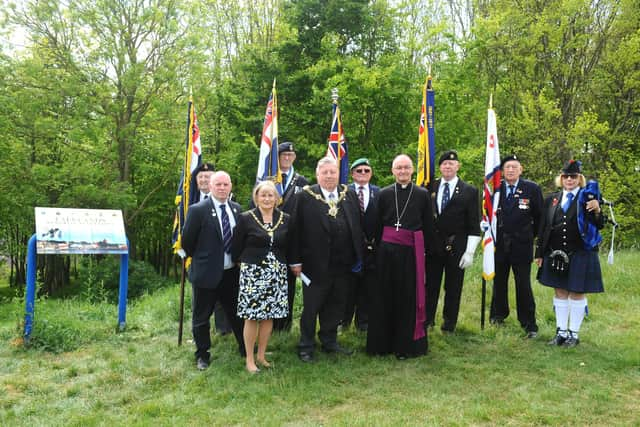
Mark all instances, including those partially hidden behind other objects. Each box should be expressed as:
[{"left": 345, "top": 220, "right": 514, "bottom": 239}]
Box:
[{"left": 578, "top": 180, "right": 618, "bottom": 264}]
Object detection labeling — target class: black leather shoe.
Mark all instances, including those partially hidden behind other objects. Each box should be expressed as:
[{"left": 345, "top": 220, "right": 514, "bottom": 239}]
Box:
[
  {"left": 298, "top": 351, "right": 314, "bottom": 363},
  {"left": 196, "top": 357, "right": 209, "bottom": 371},
  {"left": 562, "top": 332, "right": 580, "bottom": 348},
  {"left": 490, "top": 317, "right": 505, "bottom": 326},
  {"left": 547, "top": 334, "right": 567, "bottom": 346},
  {"left": 526, "top": 331, "right": 538, "bottom": 339},
  {"left": 321, "top": 345, "right": 353, "bottom": 355}
]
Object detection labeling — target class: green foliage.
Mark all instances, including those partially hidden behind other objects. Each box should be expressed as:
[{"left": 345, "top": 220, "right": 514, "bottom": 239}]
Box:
[
  {"left": 1, "top": 0, "right": 640, "bottom": 291},
  {"left": 74, "top": 258, "right": 174, "bottom": 304}
]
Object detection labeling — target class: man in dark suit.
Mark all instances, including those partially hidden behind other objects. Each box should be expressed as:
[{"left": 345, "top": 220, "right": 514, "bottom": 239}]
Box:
[
  {"left": 490, "top": 155, "right": 543, "bottom": 338},
  {"left": 425, "top": 150, "right": 481, "bottom": 333},
  {"left": 273, "top": 141, "right": 309, "bottom": 332},
  {"left": 343, "top": 157, "right": 379, "bottom": 332},
  {"left": 290, "top": 157, "right": 364, "bottom": 362},
  {"left": 182, "top": 171, "right": 246, "bottom": 370},
  {"left": 190, "top": 162, "right": 232, "bottom": 336}
]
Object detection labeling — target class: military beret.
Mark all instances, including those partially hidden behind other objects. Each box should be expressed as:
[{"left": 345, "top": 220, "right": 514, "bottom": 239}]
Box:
[
  {"left": 500, "top": 154, "right": 520, "bottom": 168},
  {"left": 438, "top": 150, "right": 458, "bottom": 165},
  {"left": 278, "top": 141, "right": 295, "bottom": 154},
  {"left": 350, "top": 158, "right": 371, "bottom": 170},
  {"left": 194, "top": 162, "right": 215, "bottom": 175},
  {"left": 562, "top": 159, "right": 582, "bottom": 175}
]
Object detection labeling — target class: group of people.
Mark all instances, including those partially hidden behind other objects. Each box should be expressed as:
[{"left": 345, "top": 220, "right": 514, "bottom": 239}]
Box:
[{"left": 181, "top": 142, "right": 606, "bottom": 372}]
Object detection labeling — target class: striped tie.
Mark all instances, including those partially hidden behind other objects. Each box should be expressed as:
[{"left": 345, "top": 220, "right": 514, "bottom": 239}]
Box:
[
  {"left": 358, "top": 186, "right": 365, "bottom": 212},
  {"left": 219, "top": 204, "right": 232, "bottom": 254}
]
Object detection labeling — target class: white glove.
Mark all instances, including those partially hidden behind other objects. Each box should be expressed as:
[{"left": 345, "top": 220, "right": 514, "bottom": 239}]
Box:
[
  {"left": 480, "top": 220, "right": 490, "bottom": 232},
  {"left": 458, "top": 235, "right": 481, "bottom": 269},
  {"left": 177, "top": 248, "right": 187, "bottom": 259}
]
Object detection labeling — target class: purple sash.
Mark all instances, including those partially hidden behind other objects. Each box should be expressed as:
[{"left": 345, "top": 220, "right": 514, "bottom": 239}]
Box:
[{"left": 382, "top": 226, "right": 426, "bottom": 340}]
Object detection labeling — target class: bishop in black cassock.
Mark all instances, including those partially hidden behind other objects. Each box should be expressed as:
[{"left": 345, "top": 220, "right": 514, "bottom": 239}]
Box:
[{"left": 366, "top": 155, "right": 432, "bottom": 359}]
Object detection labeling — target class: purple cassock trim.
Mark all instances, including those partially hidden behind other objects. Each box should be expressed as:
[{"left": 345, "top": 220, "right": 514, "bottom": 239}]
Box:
[{"left": 381, "top": 226, "right": 426, "bottom": 340}]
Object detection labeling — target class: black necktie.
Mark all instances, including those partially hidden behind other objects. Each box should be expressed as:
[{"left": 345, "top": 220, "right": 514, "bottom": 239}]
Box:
[
  {"left": 204, "top": 194, "right": 209, "bottom": 200},
  {"left": 358, "top": 186, "right": 365, "bottom": 212},
  {"left": 441, "top": 182, "right": 450, "bottom": 213},
  {"left": 507, "top": 185, "right": 514, "bottom": 201},
  {"left": 219, "top": 204, "right": 232, "bottom": 254},
  {"left": 281, "top": 173, "right": 288, "bottom": 190}
]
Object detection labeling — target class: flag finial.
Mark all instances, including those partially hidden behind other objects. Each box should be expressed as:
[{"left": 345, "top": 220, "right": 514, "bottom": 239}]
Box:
[
  {"left": 331, "top": 88, "right": 339, "bottom": 104},
  {"left": 428, "top": 64, "right": 432, "bottom": 76},
  {"left": 489, "top": 93, "right": 493, "bottom": 109}
]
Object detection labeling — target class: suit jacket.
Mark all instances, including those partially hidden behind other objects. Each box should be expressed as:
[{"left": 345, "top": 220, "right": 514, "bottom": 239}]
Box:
[
  {"left": 182, "top": 198, "right": 242, "bottom": 289},
  {"left": 290, "top": 184, "right": 364, "bottom": 282},
  {"left": 280, "top": 172, "right": 310, "bottom": 214},
  {"left": 496, "top": 179, "right": 543, "bottom": 264},
  {"left": 231, "top": 208, "right": 293, "bottom": 265},
  {"left": 427, "top": 178, "right": 481, "bottom": 257},
  {"left": 348, "top": 182, "right": 380, "bottom": 241},
  {"left": 535, "top": 189, "right": 604, "bottom": 259}
]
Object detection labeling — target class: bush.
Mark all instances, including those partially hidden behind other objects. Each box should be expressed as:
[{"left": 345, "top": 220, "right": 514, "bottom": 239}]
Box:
[{"left": 74, "top": 257, "right": 173, "bottom": 304}]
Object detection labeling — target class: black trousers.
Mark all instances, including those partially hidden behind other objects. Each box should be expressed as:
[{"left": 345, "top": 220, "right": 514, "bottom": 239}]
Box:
[
  {"left": 490, "top": 259, "right": 538, "bottom": 332},
  {"left": 425, "top": 253, "right": 465, "bottom": 331},
  {"left": 298, "top": 272, "right": 350, "bottom": 353},
  {"left": 191, "top": 267, "right": 246, "bottom": 361},
  {"left": 273, "top": 270, "right": 297, "bottom": 332},
  {"left": 343, "top": 270, "right": 371, "bottom": 329}
]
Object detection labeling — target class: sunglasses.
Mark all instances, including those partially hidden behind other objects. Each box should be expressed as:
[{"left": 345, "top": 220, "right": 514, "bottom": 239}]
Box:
[
  {"left": 562, "top": 174, "right": 578, "bottom": 179},
  {"left": 354, "top": 168, "right": 371, "bottom": 173}
]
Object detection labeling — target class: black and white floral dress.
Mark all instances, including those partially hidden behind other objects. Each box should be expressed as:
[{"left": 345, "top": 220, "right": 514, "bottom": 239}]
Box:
[{"left": 233, "top": 209, "right": 291, "bottom": 320}]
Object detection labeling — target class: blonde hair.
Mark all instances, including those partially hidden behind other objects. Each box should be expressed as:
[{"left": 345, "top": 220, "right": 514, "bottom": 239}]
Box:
[{"left": 252, "top": 180, "right": 280, "bottom": 206}]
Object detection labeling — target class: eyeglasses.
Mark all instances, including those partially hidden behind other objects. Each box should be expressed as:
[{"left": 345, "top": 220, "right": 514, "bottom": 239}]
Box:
[
  {"left": 354, "top": 168, "right": 371, "bottom": 174},
  {"left": 562, "top": 174, "right": 578, "bottom": 179}
]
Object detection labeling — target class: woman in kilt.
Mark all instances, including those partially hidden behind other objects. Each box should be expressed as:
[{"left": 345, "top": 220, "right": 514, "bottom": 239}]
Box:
[{"left": 535, "top": 160, "right": 605, "bottom": 347}]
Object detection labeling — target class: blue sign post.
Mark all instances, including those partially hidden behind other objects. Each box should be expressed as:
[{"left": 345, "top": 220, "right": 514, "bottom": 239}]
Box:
[{"left": 24, "top": 207, "right": 130, "bottom": 343}]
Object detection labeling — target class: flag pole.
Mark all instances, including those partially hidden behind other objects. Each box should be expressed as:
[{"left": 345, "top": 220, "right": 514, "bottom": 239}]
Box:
[
  {"left": 331, "top": 88, "right": 340, "bottom": 182},
  {"left": 481, "top": 93, "right": 496, "bottom": 330},
  {"left": 178, "top": 258, "right": 186, "bottom": 345}
]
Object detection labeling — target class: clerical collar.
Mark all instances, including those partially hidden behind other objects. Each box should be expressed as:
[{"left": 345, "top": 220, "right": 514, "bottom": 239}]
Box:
[{"left": 396, "top": 182, "right": 411, "bottom": 189}]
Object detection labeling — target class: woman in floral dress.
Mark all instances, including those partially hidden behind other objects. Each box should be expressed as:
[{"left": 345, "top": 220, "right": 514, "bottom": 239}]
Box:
[{"left": 232, "top": 180, "right": 294, "bottom": 373}]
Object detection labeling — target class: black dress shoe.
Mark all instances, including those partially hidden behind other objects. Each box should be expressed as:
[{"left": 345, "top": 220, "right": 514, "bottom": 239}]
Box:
[
  {"left": 562, "top": 332, "right": 580, "bottom": 348},
  {"left": 321, "top": 345, "right": 353, "bottom": 355},
  {"left": 196, "top": 357, "right": 209, "bottom": 371},
  {"left": 547, "top": 334, "right": 567, "bottom": 346},
  {"left": 490, "top": 317, "right": 505, "bottom": 325},
  {"left": 298, "top": 351, "right": 314, "bottom": 363},
  {"left": 526, "top": 331, "right": 538, "bottom": 339}
]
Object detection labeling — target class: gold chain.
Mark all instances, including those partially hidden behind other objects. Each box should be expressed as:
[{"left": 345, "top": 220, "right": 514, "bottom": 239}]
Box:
[
  {"left": 304, "top": 185, "right": 348, "bottom": 217},
  {"left": 248, "top": 209, "right": 283, "bottom": 237}
]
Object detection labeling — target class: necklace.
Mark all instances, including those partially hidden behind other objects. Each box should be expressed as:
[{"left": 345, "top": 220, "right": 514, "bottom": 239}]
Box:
[
  {"left": 394, "top": 182, "right": 414, "bottom": 231},
  {"left": 304, "top": 185, "right": 348, "bottom": 217},
  {"left": 248, "top": 209, "right": 283, "bottom": 237}
]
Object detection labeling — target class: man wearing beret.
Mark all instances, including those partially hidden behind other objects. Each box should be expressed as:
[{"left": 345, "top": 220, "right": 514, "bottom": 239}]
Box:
[
  {"left": 343, "top": 158, "right": 380, "bottom": 332},
  {"left": 490, "top": 155, "right": 543, "bottom": 338},
  {"left": 191, "top": 162, "right": 232, "bottom": 336},
  {"left": 425, "top": 150, "right": 481, "bottom": 333},
  {"left": 273, "top": 141, "right": 310, "bottom": 332}
]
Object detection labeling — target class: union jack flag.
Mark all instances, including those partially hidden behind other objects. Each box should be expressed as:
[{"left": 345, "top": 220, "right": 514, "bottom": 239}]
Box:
[{"left": 326, "top": 99, "right": 349, "bottom": 184}]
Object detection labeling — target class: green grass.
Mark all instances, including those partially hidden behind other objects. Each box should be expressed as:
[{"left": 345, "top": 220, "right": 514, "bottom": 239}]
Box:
[{"left": 1, "top": 251, "right": 639, "bottom": 426}]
